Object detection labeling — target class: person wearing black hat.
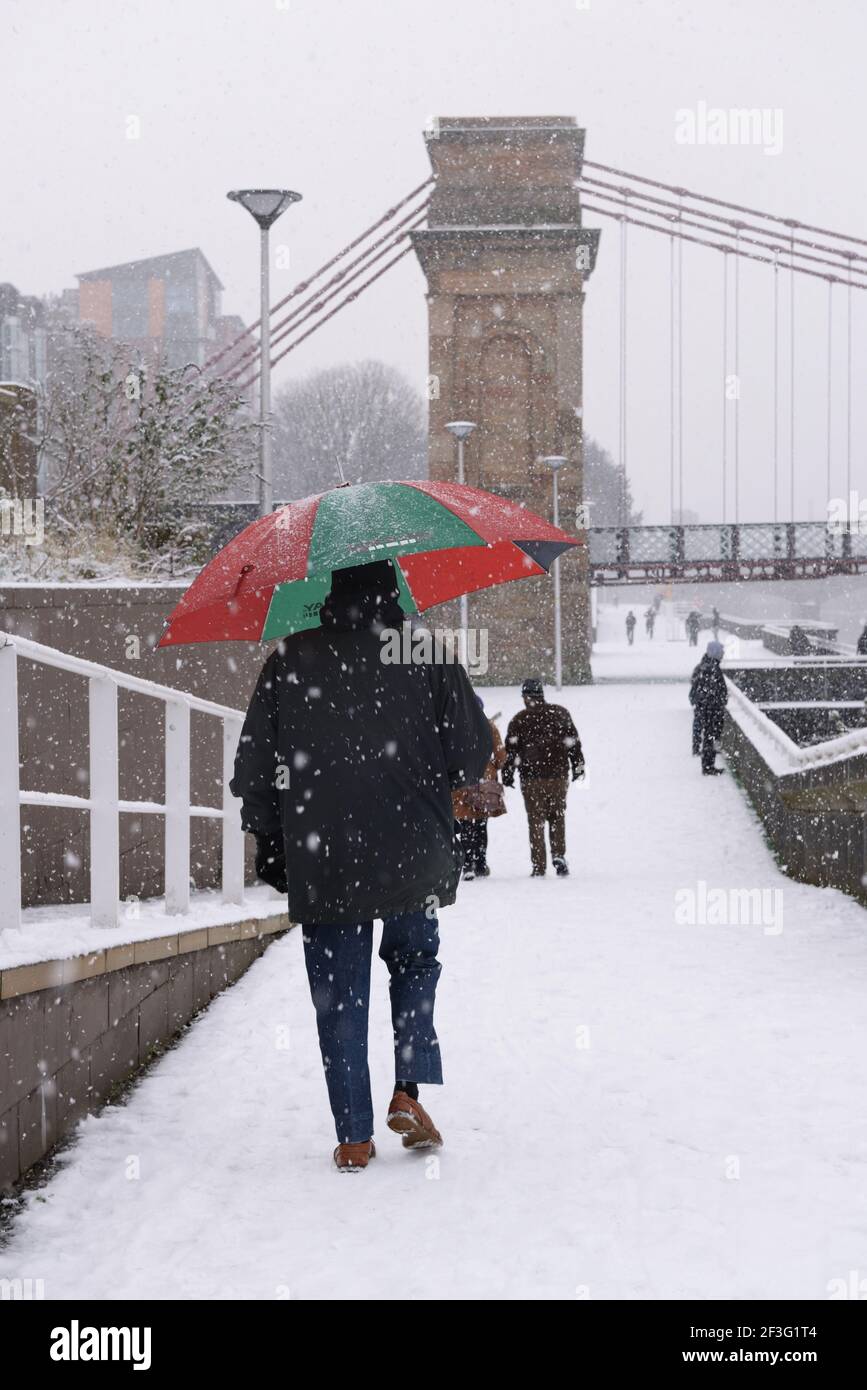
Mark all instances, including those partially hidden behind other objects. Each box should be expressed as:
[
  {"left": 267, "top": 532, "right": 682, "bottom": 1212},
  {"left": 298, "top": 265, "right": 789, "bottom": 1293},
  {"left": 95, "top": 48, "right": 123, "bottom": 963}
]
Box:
[
  {"left": 502, "top": 678, "right": 585, "bottom": 877},
  {"left": 231, "top": 558, "right": 492, "bottom": 1171}
]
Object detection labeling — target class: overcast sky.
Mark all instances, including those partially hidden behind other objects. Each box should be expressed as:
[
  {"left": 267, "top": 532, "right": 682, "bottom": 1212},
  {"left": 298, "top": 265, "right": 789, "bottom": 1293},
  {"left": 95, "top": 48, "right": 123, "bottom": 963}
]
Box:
[{"left": 6, "top": 0, "right": 865, "bottom": 524}]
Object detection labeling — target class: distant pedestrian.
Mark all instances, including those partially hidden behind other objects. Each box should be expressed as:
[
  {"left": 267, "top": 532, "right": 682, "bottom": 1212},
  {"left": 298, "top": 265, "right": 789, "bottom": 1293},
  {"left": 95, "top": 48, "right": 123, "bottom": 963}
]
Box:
[
  {"left": 453, "top": 697, "right": 507, "bottom": 880},
  {"left": 503, "top": 678, "right": 585, "bottom": 876},
  {"left": 625, "top": 610, "right": 637, "bottom": 645},
  {"left": 712, "top": 607, "right": 721, "bottom": 639},
  {"left": 858, "top": 622, "right": 867, "bottom": 656},
  {"left": 685, "top": 610, "right": 701, "bottom": 647},
  {"left": 645, "top": 607, "right": 656, "bottom": 639},
  {"left": 788, "top": 624, "right": 813, "bottom": 656},
  {"left": 689, "top": 639, "right": 728, "bottom": 775}
]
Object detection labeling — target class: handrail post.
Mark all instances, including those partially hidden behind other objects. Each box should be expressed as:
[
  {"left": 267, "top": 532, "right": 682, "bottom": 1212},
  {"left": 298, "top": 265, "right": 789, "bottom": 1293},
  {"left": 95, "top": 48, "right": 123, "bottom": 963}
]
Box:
[
  {"left": 165, "top": 698, "right": 191, "bottom": 914},
  {"left": 0, "top": 640, "right": 22, "bottom": 932},
  {"left": 222, "top": 715, "right": 245, "bottom": 906},
  {"left": 89, "top": 674, "right": 120, "bottom": 928}
]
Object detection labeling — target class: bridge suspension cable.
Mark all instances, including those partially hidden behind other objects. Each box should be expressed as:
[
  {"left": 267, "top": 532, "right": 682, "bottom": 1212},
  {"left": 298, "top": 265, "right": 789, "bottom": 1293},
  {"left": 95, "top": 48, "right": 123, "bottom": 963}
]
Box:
[
  {"left": 202, "top": 177, "right": 433, "bottom": 375},
  {"left": 734, "top": 228, "right": 741, "bottom": 523},
  {"left": 579, "top": 189, "right": 867, "bottom": 289},
  {"left": 847, "top": 266, "right": 853, "bottom": 504},
  {"left": 582, "top": 159, "right": 867, "bottom": 252},
  {"left": 669, "top": 230, "right": 676, "bottom": 524},
  {"left": 827, "top": 279, "right": 833, "bottom": 503},
  {"left": 722, "top": 250, "right": 728, "bottom": 523},
  {"left": 789, "top": 227, "right": 796, "bottom": 521},
  {"left": 778, "top": 252, "right": 783, "bottom": 522},
  {"left": 226, "top": 202, "right": 428, "bottom": 387},
  {"left": 618, "top": 205, "right": 629, "bottom": 523},
  {"left": 579, "top": 175, "right": 867, "bottom": 280}
]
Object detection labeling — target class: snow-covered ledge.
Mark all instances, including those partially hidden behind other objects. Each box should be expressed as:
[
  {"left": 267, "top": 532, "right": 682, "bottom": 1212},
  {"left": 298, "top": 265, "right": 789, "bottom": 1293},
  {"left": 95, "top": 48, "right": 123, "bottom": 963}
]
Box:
[{"left": 0, "top": 884, "right": 290, "bottom": 980}]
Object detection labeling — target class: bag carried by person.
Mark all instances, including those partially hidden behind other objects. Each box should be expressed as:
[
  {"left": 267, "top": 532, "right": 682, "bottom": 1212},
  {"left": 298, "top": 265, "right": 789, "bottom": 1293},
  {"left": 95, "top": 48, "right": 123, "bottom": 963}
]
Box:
[{"left": 463, "top": 780, "right": 507, "bottom": 818}]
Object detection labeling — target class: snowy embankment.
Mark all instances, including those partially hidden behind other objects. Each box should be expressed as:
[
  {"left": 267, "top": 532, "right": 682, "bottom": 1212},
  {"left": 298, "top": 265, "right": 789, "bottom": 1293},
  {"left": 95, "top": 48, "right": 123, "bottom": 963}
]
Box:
[{"left": 2, "top": 660, "right": 867, "bottom": 1299}]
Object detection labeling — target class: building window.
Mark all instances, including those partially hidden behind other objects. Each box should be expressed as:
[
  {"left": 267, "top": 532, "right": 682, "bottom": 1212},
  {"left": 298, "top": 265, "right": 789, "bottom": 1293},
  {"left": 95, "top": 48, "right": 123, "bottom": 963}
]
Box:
[{"left": 112, "top": 278, "right": 149, "bottom": 339}]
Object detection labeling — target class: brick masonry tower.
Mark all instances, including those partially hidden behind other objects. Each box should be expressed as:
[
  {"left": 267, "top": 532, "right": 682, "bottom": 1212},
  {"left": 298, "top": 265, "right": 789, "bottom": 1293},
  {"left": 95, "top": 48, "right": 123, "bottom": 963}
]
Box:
[{"left": 411, "top": 116, "right": 600, "bottom": 685}]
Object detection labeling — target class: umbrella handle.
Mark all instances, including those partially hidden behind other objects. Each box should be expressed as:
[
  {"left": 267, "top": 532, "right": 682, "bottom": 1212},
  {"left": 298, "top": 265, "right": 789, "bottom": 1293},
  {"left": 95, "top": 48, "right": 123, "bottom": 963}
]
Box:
[{"left": 232, "top": 563, "right": 255, "bottom": 597}]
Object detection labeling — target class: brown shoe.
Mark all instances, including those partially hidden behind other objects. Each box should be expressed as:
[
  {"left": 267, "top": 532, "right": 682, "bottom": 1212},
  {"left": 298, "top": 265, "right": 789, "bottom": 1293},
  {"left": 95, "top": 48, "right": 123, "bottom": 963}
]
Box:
[
  {"left": 387, "top": 1092, "right": 443, "bottom": 1149},
  {"left": 333, "top": 1139, "right": 376, "bottom": 1172}
]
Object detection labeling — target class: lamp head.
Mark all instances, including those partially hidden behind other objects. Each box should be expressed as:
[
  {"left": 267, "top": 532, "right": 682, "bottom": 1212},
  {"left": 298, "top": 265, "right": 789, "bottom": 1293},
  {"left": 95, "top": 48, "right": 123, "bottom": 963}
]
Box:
[
  {"left": 445, "top": 420, "right": 477, "bottom": 442},
  {"left": 227, "top": 189, "right": 302, "bottom": 229}
]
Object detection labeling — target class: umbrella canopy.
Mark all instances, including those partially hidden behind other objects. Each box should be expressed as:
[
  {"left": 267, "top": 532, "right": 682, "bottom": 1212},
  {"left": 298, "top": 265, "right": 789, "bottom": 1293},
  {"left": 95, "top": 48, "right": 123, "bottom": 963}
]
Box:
[{"left": 159, "top": 479, "right": 580, "bottom": 647}]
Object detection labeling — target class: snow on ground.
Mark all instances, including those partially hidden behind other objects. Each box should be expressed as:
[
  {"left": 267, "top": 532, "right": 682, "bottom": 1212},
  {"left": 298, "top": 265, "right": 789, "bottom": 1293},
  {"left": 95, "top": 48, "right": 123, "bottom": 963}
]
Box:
[
  {"left": 593, "top": 602, "right": 767, "bottom": 680},
  {"left": 2, "top": 638, "right": 867, "bottom": 1300}
]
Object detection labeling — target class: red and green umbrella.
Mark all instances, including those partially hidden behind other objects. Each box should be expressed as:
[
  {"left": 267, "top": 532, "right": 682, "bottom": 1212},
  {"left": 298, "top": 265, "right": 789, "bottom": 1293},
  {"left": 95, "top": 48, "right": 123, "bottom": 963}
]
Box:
[{"left": 159, "top": 479, "right": 580, "bottom": 647}]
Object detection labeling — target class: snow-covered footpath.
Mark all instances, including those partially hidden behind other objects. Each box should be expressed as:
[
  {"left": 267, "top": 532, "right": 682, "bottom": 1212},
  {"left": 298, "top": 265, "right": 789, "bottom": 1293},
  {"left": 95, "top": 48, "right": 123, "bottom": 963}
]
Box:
[{"left": 2, "top": 668, "right": 867, "bottom": 1298}]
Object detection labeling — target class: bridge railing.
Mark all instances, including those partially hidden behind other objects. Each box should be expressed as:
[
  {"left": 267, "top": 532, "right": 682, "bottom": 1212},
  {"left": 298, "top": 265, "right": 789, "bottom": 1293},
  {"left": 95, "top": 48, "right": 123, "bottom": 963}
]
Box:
[
  {"left": 588, "top": 521, "right": 867, "bottom": 569},
  {"left": 0, "top": 631, "right": 246, "bottom": 933}
]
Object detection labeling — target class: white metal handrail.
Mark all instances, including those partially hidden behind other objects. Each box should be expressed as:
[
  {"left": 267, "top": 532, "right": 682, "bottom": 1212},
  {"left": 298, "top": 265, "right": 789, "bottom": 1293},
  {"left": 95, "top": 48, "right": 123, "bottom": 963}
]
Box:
[
  {"left": 726, "top": 676, "right": 867, "bottom": 776},
  {"left": 0, "top": 631, "right": 246, "bottom": 931}
]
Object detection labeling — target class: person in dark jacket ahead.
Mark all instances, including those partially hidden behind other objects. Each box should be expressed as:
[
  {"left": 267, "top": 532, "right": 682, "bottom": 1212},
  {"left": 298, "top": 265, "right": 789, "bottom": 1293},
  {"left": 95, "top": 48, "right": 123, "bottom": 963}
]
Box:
[
  {"left": 502, "top": 678, "right": 585, "bottom": 877},
  {"left": 689, "top": 639, "right": 727, "bottom": 775},
  {"left": 231, "top": 559, "right": 491, "bottom": 1172}
]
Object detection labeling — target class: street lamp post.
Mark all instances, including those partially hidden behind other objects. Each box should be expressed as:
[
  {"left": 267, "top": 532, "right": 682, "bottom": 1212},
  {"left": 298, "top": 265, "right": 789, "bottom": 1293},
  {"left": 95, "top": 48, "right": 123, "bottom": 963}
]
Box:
[
  {"left": 227, "top": 189, "right": 302, "bottom": 517},
  {"left": 445, "top": 420, "right": 477, "bottom": 661},
  {"left": 542, "top": 456, "right": 568, "bottom": 690}
]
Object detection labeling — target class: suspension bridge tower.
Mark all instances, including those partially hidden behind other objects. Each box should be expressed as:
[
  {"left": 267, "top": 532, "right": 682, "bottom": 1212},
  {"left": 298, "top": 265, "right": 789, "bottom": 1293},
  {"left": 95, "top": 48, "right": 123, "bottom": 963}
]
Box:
[{"left": 412, "top": 116, "right": 600, "bottom": 683}]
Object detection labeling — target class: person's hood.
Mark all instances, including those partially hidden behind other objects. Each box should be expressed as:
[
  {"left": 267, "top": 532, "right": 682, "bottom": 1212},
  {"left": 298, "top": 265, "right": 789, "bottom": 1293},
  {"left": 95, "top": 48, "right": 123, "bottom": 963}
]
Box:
[
  {"left": 319, "top": 587, "right": 404, "bottom": 633},
  {"left": 319, "top": 559, "right": 404, "bottom": 632}
]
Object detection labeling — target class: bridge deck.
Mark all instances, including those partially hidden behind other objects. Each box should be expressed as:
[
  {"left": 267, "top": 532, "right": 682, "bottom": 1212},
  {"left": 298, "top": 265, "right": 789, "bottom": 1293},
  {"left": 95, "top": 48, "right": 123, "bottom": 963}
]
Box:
[
  {"left": 3, "top": 633, "right": 866, "bottom": 1298},
  {"left": 588, "top": 520, "right": 867, "bottom": 584}
]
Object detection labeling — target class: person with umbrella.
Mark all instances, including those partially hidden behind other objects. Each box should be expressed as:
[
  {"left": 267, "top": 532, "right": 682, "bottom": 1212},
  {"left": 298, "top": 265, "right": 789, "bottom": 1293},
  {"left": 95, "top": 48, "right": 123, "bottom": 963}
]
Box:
[
  {"left": 230, "top": 558, "right": 491, "bottom": 1170},
  {"left": 161, "top": 479, "right": 579, "bottom": 1170}
]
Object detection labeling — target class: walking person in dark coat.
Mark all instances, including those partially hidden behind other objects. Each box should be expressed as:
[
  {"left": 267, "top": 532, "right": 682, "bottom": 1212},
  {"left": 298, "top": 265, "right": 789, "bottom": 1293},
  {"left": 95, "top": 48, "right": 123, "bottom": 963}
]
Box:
[
  {"left": 685, "top": 609, "right": 701, "bottom": 647},
  {"left": 625, "top": 610, "right": 637, "bottom": 645},
  {"left": 502, "top": 678, "right": 585, "bottom": 876},
  {"left": 857, "top": 623, "right": 867, "bottom": 656},
  {"left": 231, "top": 560, "right": 491, "bottom": 1171},
  {"left": 689, "top": 639, "right": 728, "bottom": 775},
  {"left": 452, "top": 697, "right": 507, "bottom": 880},
  {"left": 711, "top": 606, "right": 721, "bottom": 639},
  {"left": 645, "top": 607, "right": 656, "bottom": 639}
]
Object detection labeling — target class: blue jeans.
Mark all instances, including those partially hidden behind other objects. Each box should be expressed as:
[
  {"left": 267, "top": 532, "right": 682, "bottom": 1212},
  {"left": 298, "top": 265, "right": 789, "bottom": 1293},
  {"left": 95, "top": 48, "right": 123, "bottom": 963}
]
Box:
[{"left": 302, "top": 911, "right": 443, "bottom": 1144}]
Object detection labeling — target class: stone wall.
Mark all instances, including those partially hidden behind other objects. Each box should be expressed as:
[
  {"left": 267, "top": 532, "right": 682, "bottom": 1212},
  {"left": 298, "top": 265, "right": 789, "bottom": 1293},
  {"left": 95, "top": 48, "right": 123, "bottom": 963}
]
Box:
[
  {"left": 0, "top": 584, "right": 270, "bottom": 906},
  {"left": 0, "top": 915, "right": 290, "bottom": 1191},
  {"left": 723, "top": 681, "right": 867, "bottom": 904}
]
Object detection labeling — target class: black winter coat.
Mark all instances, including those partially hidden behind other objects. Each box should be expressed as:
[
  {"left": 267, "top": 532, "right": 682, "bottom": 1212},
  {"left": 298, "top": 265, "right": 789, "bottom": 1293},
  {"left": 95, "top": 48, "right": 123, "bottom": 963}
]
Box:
[
  {"left": 689, "top": 656, "right": 728, "bottom": 710},
  {"left": 230, "top": 595, "right": 492, "bottom": 925}
]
